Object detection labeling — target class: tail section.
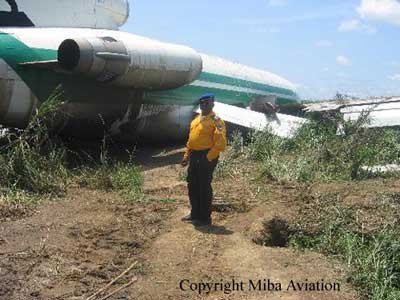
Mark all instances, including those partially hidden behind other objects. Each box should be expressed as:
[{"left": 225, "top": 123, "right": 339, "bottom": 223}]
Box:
[
  {"left": 0, "top": 0, "right": 129, "bottom": 29},
  {"left": 0, "top": 0, "right": 33, "bottom": 27}
]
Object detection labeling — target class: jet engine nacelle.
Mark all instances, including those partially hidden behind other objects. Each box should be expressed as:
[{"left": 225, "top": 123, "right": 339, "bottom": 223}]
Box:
[{"left": 58, "top": 36, "right": 203, "bottom": 90}]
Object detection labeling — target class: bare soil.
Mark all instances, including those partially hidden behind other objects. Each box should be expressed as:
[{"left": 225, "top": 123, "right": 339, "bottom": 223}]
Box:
[{"left": 3, "top": 145, "right": 398, "bottom": 300}]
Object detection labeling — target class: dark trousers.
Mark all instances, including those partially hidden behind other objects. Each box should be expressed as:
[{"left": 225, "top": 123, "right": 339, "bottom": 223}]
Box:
[{"left": 187, "top": 150, "right": 218, "bottom": 221}]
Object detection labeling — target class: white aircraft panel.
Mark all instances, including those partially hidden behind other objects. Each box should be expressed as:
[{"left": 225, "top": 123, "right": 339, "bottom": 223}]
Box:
[
  {"left": 0, "top": 0, "right": 129, "bottom": 29},
  {"left": 196, "top": 102, "right": 307, "bottom": 138},
  {"left": 341, "top": 101, "right": 400, "bottom": 128}
]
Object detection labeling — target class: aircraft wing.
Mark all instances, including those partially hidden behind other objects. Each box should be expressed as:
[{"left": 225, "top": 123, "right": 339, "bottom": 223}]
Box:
[
  {"left": 195, "top": 102, "right": 307, "bottom": 138},
  {"left": 304, "top": 97, "right": 400, "bottom": 128},
  {"left": 341, "top": 100, "right": 400, "bottom": 128}
]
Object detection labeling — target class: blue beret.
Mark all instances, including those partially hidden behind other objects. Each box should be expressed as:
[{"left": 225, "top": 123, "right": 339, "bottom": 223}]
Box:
[{"left": 198, "top": 92, "right": 215, "bottom": 102}]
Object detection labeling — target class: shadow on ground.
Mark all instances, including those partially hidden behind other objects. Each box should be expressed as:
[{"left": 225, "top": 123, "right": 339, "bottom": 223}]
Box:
[{"left": 194, "top": 224, "right": 234, "bottom": 235}]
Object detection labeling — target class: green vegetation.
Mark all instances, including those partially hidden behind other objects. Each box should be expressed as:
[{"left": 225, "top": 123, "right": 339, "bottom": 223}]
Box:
[
  {"left": 215, "top": 130, "right": 244, "bottom": 178},
  {"left": 247, "top": 111, "right": 400, "bottom": 182},
  {"left": 0, "top": 92, "right": 68, "bottom": 197},
  {"left": 225, "top": 110, "right": 400, "bottom": 300},
  {"left": 0, "top": 93, "right": 143, "bottom": 207},
  {"left": 78, "top": 143, "right": 143, "bottom": 201},
  {"left": 289, "top": 193, "right": 400, "bottom": 300}
]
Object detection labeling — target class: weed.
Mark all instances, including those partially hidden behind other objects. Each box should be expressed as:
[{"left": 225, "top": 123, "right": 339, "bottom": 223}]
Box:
[
  {"left": 249, "top": 110, "right": 400, "bottom": 183},
  {"left": 0, "top": 90, "right": 68, "bottom": 197},
  {"left": 78, "top": 142, "right": 143, "bottom": 202},
  {"left": 290, "top": 200, "right": 400, "bottom": 300},
  {"left": 215, "top": 130, "right": 245, "bottom": 178}
]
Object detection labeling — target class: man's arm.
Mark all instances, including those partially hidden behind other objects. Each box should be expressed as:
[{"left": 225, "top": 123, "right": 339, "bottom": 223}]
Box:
[
  {"left": 181, "top": 147, "right": 191, "bottom": 167},
  {"left": 207, "top": 117, "right": 226, "bottom": 161}
]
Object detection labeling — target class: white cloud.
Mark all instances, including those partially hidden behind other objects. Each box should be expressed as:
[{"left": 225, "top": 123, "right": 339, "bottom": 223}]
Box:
[
  {"left": 336, "top": 55, "right": 351, "bottom": 66},
  {"left": 357, "top": 0, "right": 400, "bottom": 26},
  {"left": 338, "top": 19, "right": 377, "bottom": 33},
  {"left": 268, "top": 0, "right": 287, "bottom": 7},
  {"left": 339, "top": 19, "right": 361, "bottom": 31},
  {"left": 389, "top": 74, "right": 400, "bottom": 80},
  {"left": 315, "top": 40, "right": 333, "bottom": 47}
]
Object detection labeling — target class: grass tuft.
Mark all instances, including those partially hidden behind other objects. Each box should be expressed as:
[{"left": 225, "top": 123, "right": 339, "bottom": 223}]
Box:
[
  {"left": 247, "top": 110, "right": 400, "bottom": 182},
  {"left": 290, "top": 203, "right": 400, "bottom": 300},
  {"left": 0, "top": 90, "right": 68, "bottom": 196}
]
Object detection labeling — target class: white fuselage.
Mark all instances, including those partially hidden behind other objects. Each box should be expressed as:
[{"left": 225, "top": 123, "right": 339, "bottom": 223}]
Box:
[{"left": 0, "top": 1, "right": 299, "bottom": 141}]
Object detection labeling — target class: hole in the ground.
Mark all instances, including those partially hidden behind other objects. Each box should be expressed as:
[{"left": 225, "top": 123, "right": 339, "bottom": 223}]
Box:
[{"left": 253, "top": 217, "right": 291, "bottom": 247}]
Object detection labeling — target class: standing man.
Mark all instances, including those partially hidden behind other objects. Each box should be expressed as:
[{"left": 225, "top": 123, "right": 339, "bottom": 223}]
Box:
[{"left": 181, "top": 93, "right": 227, "bottom": 226}]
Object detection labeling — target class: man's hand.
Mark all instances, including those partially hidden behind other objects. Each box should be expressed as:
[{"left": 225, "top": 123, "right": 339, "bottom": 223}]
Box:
[{"left": 181, "top": 158, "right": 189, "bottom": 167}]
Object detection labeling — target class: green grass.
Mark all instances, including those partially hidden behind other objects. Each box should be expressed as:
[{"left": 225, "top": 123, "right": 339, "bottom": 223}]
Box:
[
  {"left": 215, "top": 130, "right": 245, "bottom": 178},
  {"left": 77, "top": 141, "right": 143, "bottom": 202},
  {"left": 0, "top": 90, "right": 68, "bottom": 196},
  {"left": 247, "top": 111, "right": 400, "bottom": 182},
  {"left": 290, "top": 203, "right": 400, "bottom": 300},
  {"left": 219, "top": 110, "right": 400, "bottom": 300},
  {"left": 0, "top": 90, "right": 144, "bottom": 206}
]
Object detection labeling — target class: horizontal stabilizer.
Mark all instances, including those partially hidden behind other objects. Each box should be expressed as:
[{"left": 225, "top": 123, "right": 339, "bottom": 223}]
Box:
[{"left": 196, "top": 102, "right": 307, "bottom": 138}]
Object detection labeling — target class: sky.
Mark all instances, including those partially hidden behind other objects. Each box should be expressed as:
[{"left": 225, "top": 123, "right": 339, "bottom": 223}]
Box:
[{"left": 122, "top": 0, "right": 400, "bottom": 100}]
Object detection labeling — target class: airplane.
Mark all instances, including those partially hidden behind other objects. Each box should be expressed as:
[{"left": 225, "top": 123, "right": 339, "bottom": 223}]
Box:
[{"left": 0, "top": 0, "right": 305, "bottom": 142}]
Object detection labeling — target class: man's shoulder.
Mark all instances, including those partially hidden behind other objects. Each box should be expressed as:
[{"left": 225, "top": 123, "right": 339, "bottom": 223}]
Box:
[
  {"left": 211, "top": 114, "right": 224, "bottom": 123},
  {"left": 210, "top": 114, "right": 225, "bottom": 130},
  {"left": 192, "top": 114, "right": 201, "bottom": 121}
]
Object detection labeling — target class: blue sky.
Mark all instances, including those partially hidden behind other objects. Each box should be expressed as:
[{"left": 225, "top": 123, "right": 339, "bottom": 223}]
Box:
[{"left": 122, "top": 0, "right": 400, "bottom": 100}]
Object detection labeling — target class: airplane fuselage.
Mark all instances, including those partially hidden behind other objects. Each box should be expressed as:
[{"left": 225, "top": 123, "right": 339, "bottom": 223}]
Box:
[{"left": 0, "top": 27, "right": 298, "bottom": 141}]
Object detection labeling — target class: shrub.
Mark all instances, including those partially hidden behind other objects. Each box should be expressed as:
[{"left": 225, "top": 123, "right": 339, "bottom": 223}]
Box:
[
  {"left": 290, "top": 203, "right": 400, "bottom": 300},
  {"left": 250, "top": 109, "right": 400, "bottom": 182},
  {"left": 0, "top": 91, "right": 68, "bottom": 195},
  {"left": 78, "top": 142, "right": 143, "bottom": 201}
]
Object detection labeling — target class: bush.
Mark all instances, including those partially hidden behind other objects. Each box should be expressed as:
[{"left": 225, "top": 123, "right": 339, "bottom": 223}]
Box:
[
  {"left": 78, "top": 143, "right": 143, "bottom": 201},
  {"left": 249, "top": 110, "right": 400, "bottom": 182},
  {"left": 215, "top": 130, "right": 244, "bottom": 178},
  {"left": 0, "top": 91, "right": 68, "bottom": 195},
  {"left": 290, "top": 204, "right": 400, "bottom": 300}
]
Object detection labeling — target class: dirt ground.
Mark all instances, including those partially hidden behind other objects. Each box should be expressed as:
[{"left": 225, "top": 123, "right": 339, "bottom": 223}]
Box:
[{"left": 3, "top": 145, "right": 397, "bottom": 300}]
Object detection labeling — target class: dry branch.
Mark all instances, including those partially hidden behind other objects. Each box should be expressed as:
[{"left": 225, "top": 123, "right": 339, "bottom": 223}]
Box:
[{"left": 85, "top": 261, "right": 138, "bottom": 300}]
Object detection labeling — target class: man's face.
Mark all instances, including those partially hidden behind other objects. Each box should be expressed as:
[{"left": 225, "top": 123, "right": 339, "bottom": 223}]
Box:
[{"left": 200, "top": 100, "right": 214, "bottom": 115}]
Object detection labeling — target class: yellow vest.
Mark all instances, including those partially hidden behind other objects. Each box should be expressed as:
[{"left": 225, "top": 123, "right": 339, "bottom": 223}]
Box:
[{"left": 184, "top": 111, "right": 227, "bottom": 161}]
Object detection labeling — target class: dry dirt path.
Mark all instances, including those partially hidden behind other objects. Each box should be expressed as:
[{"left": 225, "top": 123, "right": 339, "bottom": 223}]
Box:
[
  {"left": 0, "top": 146, "right": 357, "bottom": 300},
  {"left": 128, "top": 147, "right": 357, "bottom": 300}
]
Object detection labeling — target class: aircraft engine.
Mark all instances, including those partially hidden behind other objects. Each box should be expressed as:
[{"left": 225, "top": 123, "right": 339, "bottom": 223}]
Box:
[{"left": 57, "top": 36, "right": 203, "bottom": 90}]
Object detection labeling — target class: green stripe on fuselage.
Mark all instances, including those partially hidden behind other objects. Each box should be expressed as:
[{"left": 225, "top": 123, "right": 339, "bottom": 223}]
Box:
[
  {"left": 198, "top": 72, "right": 297, "bottom": 98},
  {"left": 144, "top": 84, "right": 296, "bottom": 107},
  {"left": 0, "top": 31, "right": 65, "bottom": 101},
  {"left": 0, "top": 31, "right": 298, "bottom": 107}
]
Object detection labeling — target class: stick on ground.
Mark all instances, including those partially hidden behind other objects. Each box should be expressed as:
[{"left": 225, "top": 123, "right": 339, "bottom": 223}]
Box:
[
  {"left": 98, "top": 277, "right": 138, "bottom": 300},
  {"left": 85, "top": 261, "right": 138, "bottom": 300}
]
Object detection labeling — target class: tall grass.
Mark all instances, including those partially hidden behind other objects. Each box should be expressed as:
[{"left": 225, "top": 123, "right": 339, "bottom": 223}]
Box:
[
  {"left": 0, "top": 91, "right": 143, "bottom": 204},
  {"left": 215, "top": 130, "right": 244, "bottom": 178},
  {"left": 290, "top": 203, "right": 400, "bottom": 300},
  {"left": 77, "top": 138, "right": 143, "bottom": 201},
  {"left": 248, "top": 111, "right": 400, "bottom": 182},
  {"left": 0, "top": 91, "right": 68, "bottom": 196}
]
